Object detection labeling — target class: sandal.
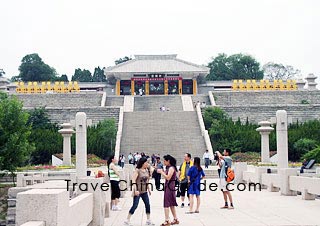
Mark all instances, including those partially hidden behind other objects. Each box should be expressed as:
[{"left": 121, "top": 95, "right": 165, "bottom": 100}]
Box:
[
  {"left": 171, "top": 219, "right": 179, "bottom": 225},
  {"left": 160, "top": 220, "right": 170, "bottom": 226},
  {"left": 185, "top": 211, "right": 194, "bottom": 214},
  {"left": 195, "top": 210, "right": 199, "bottom": 213}
]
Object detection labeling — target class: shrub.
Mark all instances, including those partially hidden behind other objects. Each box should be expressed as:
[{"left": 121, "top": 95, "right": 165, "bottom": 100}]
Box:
[{"left": 302, "top": 146, "right": 320, "bottom": 163}]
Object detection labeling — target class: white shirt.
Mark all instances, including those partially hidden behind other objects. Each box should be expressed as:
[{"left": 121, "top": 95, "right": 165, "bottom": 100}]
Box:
[{"left": 203, "top": 152, "right": 210, "bottom": 159}]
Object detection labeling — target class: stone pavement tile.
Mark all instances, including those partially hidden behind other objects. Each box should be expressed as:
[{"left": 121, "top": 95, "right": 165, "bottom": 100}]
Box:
[{"left": 105, "top": 179, "right": 320, "bottom": 226}]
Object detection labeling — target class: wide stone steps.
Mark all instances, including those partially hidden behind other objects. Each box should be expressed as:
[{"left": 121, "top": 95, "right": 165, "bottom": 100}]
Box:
[
  {"left": 105, "top": 96, "right": 124, "bottom": 106},
  {"left": 44, "top": 107, "right": 120, "bottom": 125},
  {"left": 120, "top": 111, "right": 206, "bottom": 164},
  {"left": 134, "top": 95, "right": 183, "bottom": 111}
]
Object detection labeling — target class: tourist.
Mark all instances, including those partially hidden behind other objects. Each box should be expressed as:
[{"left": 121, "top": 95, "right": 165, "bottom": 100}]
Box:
[
  {"left": 178, "top": 153, "right": 193, "bottom": 208},
  {"left": 202, "top": 150, "right": 211, "bottom": 168},
  {"left": 157, "top": 155, "right": 179, "bottom": 226},
  {"left": 154, "top": 156, "right": 164, "bottom": 190},
  {"left": 128, "top": 153, "right": 133, "bottom": 165},
  {"left": 118, "top": 155, "right": 123, "bottom": 166},
  {"left": 300, "top": 159, "right": 308, "bottom": 173},
  {"left": 107, "top": 155, "right": 122, "bottom": 211},
  {"left": 134, "top": 152, "right": 141, "bottom": 165},
  {"left": 216, "top": 149, "right": 234, "bottom": 209},
  {"left": 120, "top": 155, "right": 125, "bottom": 168},
  {"left": 186, "top": 157, "right": 205, "bottom": 214},
  {"left": 124, "top": 157, "right": 155, "bottom": 226}
]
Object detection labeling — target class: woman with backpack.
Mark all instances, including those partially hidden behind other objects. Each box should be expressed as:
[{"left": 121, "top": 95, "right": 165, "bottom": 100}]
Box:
[
  {"left": 124, "top": 157, "right": 155, "bottom": 226},
  {"left": 107, "top": 155, "right": 122, "bottom": 211},
  {"left": 216, "top": 149, "right": 234, "bottom": 209},
  {"left": 185, "top": 157, "right": 205, "bottom": 214}
]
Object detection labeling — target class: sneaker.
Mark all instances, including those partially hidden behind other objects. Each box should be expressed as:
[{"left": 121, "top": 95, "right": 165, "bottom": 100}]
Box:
[
  {"left": 145, "top": 220, "right": 155, "bottom": 225},
  {"left": 181, "top": 203, "right": 185, "bottom": 208},
  {"left": 228, "top": 206, "right": 234, "bottom": 209},
  {"left": 124, "top": 220, "right": 133, "bottom": 226},
  {"left": 113, "top": 206, "right": 122, "bottom": 211}
]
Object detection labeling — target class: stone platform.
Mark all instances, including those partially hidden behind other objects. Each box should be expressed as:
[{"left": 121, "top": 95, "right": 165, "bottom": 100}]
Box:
[{"left": 106, "top": 179, "right": 320, "bottom": 226}]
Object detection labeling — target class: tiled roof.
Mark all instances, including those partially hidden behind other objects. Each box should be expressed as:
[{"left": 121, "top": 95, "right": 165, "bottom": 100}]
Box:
[{"left": 105, "top": 55, "right": 209, "bottom": 74}]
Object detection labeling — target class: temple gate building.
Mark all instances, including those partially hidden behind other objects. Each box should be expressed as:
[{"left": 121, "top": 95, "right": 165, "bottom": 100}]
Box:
[{"left": 104, "top": 54, "right": 209, "bottom": 95}]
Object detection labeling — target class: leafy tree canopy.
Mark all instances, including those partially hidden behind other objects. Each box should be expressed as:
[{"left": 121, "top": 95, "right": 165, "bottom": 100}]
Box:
[
  {"left": 0, "top": 69, "right": 5, "bottom": 77},
  {"left": 263, "top": 62, "right": 301, "bottom": 80},
  {"left": 207, "top": 53, "right": 264, "bottom": 81},
  {"left": 92, "top": 67, "right": 106, "bottom": 82},
  {"left": 18, "top": 53, "right": 57, "bottom": 81},
  {"left": 0, "top": 93, "right": 34, "bottom": 175},
  {"left": 115, "top": 56, "right": 132, "bottom": 65},
  {"left": 71, "top": 68, "right": 92, "bottom": 82}
]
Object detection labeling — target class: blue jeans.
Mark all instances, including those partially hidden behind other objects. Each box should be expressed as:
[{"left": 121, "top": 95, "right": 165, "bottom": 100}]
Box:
[{"left": 129, "top": 192, "right": 150, "bottom": 215}]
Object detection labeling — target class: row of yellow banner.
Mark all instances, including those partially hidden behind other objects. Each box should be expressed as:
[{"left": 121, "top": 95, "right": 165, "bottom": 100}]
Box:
[
  {"left": 15, "top": 81, "right": 80, "bottom": 93},
  {"left": 232, "top": 79, "right": 297, "bottom": 91}
]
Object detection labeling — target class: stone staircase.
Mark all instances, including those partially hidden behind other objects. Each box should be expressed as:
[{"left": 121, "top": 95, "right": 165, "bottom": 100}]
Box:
[
  {"left": 43, "top": 107, "right": 121, "bottom": 125},
  {"left": 105, "top": 96, "right": 124, "bottom": 106},
  {"left": 134, "top": 96, "right": 183, "bottom": 111},
  {"left": 120, "top": 110, "right": 206, "bottom": 164}
]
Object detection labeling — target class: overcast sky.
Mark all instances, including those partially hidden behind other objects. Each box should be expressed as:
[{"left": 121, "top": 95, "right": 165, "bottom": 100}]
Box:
[{"left": 1, "top": 0, "right": 319, "bottom": 83}]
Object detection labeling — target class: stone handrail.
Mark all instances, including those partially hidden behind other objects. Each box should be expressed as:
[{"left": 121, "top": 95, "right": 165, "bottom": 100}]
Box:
[
  {"left": 115, "top": 106, "right": 124, "bottom": 159},
  {"left": 101, "top": 92, "right": 107, "bottom": 107},
  {"left": 289, "top": 176, "right": 320, "bottom": 200},
  {"left": 208, "top": 91, "right": 216, "bottom": 106},
  {"left": 20, "top": 221, "right": 45, "bottom": 226},
  {"left": 196, "top": 103, "right": 213, "bottom": 157},
  {"left": 16, "top": 189, "right": 93, "bottom": 226}
]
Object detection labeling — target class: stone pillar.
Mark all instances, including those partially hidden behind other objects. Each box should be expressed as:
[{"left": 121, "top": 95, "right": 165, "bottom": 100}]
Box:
[
  {"left": 279, "top": 168, "right": 297, "bottom": 196},
  {"left": 276, "top": 110, "right": 288, "bottom": 169},
  {"left": 76, "top": 112, "right": 87, "bottom": 178},
  {"left": 256, "top": 121, "right": 274, "bottom": 163},
  {"left": 58, "top": 123, "right": 75, "bottom": 166},
  {"left": 305, "top": 73, "right": 318, "bottom": 90}
]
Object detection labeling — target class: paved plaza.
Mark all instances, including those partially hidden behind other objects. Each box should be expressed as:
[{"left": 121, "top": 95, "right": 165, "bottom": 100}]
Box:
[{"left": 106, "top": 179, "right": 320, "bottom": 226}]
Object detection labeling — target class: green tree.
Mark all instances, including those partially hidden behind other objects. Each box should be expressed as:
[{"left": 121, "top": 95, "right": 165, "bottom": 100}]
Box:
[
  {"left": 0, "top": 93, "right": 34, "bottom": 183},
  {"left": 27, "top": 108, "right": 62, "bottom": 164},
  {"left": 115, "top": 56, "right": 132, "bottom": 65},
  {"left": 263, "top": 62, "right": 301, "bottom": 80},
  {"left": 18, "top": 53, "right": 57, "bottom": 81},
  {"left": 207, "top": 53, "right": 264, "bottom": 80},
  {"left": 302, "top": 146, "right": 320, "bottom": 162},
  {"left": 92, "top": 67, "right": 106, "bottom": 82},
  {"left": 71, "top": 68, "right": 92, "bottom": 82},
  {"left": 87, "top": 119, "right": 116, "bottom": 159},
  {"left": 54, "top": 74, "right": 69, "bottom": 82},
  {"left": 0, "top": 69, "right": 5, "bottom": 77},
  {"left": 292, "top": 138, "right": 317, "bottom": 161}
]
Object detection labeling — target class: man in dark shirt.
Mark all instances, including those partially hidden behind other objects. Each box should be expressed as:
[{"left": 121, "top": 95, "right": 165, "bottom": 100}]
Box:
[{"left": 154, "top": 157, "right": 164, "bottom": 190}]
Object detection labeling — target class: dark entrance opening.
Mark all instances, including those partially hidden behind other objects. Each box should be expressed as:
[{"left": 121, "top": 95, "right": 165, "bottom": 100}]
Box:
[{"left": 182, "top": 79, "right": 193, "bottom": 94}]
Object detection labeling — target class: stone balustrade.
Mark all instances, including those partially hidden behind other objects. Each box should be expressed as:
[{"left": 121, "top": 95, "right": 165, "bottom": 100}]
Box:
[
  {"left": 16, "top": 189, "right": 93, "bottom": 226},
  {"left": 243, "top": 165, "right": 320, "bottom": 200},
  {"left": 20, "top": 221, "right": 45, "bottom": 226},
  {"left": 289, "top": 176, "right": 320, "bottom": 200}
]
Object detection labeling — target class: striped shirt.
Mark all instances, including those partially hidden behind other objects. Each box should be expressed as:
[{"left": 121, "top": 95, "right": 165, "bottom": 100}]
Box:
[{"left": 108, "top": 163, "right": 120, "bottom": 181}]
